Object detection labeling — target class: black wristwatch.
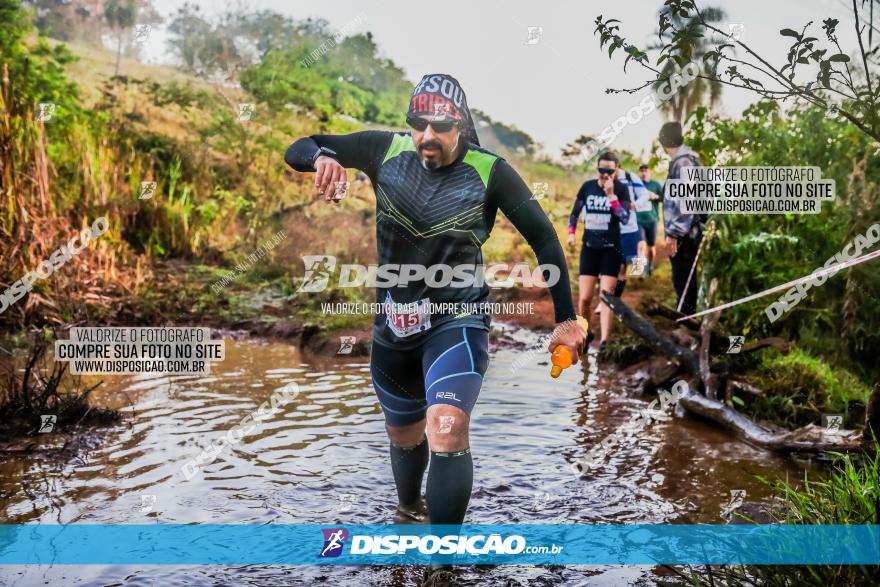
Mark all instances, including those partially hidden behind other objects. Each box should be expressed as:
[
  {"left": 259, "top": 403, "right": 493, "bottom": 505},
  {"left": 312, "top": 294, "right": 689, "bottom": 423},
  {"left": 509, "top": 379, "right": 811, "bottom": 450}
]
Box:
[{"left": 312, "top": 146, "right": 337, "bottom": 167}]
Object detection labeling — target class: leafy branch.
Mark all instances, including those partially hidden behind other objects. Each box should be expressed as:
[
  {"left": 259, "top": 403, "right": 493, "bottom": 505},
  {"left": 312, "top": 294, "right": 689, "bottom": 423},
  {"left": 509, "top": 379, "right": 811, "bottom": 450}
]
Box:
[{"left": 595, "top": 0, "right": 880, "bottom": 142}]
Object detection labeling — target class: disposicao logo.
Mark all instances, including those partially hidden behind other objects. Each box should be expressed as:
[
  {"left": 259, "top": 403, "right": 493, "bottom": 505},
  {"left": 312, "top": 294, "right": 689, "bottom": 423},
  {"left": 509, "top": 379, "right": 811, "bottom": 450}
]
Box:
[
  {"left": 318, "top": 529, "right": 562, "bottom": 559},
  {"left": 319, "top": 528, "right": 348, "bottom": 558}
]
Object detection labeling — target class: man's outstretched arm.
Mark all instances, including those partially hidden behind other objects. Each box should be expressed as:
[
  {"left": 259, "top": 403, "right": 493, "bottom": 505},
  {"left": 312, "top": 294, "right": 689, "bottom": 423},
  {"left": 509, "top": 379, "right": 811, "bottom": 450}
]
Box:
[
  {"left": 284, "top": 131, "right": 392, "bottom": 198},
  {"left": 285, "top": 131, "right": 391, "bottom": 172},
  {"left": 487, "top": 159, "right": 585, "bottom": 360}
]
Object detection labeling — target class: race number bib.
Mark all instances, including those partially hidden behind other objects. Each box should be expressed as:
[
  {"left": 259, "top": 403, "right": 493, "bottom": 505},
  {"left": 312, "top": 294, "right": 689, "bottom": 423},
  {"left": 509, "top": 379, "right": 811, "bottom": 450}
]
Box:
[
  {"left": 635, "top": 195, "right": 653, "bottom": 212},
  {"left": 584, "top": 213, "right": 610, "bottom": 231},
  {"left": 385, "top": 293, "right": 431, "bottom": 338}
]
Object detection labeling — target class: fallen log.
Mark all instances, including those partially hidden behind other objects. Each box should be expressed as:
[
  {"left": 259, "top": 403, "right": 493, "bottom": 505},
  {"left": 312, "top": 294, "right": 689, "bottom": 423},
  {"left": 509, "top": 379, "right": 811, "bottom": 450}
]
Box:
[
  {"left": 647, "top": 356, "right": 681, "bottom": 387},
  {"left": 644, "top": 303, "right": 701, "bottom": 330},
  {"left": 601, "top": 293, "right": 701, "bottom": 378},
  {"left": 632, "top": 356, "right": 682, "bottom": 395},
  {"left": 600, "top": 291, "right": 867, "bottom": 453},
  {"left": 678, "top": 391, "right": 864, "bottom": 452},
  {"left": 669, "top": 327, "right": 699, "bottom": 350},
  {"left": 644, "top": 303, "right": 791, "bottom": 355}
]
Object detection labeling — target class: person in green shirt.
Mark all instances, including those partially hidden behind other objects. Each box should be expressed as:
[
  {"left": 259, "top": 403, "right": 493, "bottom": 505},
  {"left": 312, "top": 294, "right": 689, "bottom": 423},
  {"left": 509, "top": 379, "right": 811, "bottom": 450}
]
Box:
[{"left": 637, "top": 164, "right": 663, "bottom": 275}]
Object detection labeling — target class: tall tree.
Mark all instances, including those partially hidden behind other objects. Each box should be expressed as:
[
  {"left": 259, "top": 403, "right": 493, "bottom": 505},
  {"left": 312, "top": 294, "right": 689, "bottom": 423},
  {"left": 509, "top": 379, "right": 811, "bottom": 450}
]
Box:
[
  {"left": 165, "top": 4, "right": 299, "bottom": 84},
  {"left": 650, "top": 5, "right": 725, "bottom": 120},
  {"left": 104, "top": 0, "right": 137, "bottom": 76}
]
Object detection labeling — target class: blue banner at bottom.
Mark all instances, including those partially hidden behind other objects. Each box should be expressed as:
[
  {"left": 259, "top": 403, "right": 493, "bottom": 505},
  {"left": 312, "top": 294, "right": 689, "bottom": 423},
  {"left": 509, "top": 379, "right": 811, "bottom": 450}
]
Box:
[{"left": 1, "top": 524, "right": 877, "bottom": 565}]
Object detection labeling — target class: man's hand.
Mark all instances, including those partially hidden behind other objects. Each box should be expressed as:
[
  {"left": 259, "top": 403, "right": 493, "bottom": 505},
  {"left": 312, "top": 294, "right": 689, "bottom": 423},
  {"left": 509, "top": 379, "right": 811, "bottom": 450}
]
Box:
[
  {"left": 314, "top": 155, "right": 348, "bottom": 202},
  {"left": 666, "top": 237, "right": 678, "bottom": 258},
  {"left": 567, "top": 233, "right": 576, "bottom": 248},
  {"left": 548, "top": 319, "right": 586, "bottom": 365}
]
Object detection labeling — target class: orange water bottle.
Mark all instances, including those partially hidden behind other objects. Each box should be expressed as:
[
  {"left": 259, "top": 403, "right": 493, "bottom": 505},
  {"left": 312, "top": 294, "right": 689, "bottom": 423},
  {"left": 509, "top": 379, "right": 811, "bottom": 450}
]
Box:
[{"left": 550, "top": 316, "right": 590, "bottom": 378}]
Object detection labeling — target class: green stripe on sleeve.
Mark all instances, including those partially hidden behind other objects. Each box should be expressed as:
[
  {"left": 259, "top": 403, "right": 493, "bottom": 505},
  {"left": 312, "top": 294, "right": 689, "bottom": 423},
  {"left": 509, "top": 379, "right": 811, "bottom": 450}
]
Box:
[
  {"left": 382, "top": 133, "right": 417, "bottom": 164},
  {"left": 463, "top": 150, "right": 498, "bottom": 187}
]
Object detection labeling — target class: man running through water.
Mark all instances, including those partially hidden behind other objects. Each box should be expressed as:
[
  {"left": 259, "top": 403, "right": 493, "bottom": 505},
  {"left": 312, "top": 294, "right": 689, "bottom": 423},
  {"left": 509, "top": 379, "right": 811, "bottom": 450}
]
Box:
[{"left": 285, "top": 73, "right": 585, "bottom": 585}]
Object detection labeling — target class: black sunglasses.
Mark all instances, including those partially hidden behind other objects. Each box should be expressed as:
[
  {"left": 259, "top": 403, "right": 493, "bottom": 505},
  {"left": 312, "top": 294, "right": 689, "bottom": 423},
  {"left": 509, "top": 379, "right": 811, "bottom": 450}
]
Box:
[
  {"left": 598, "top": 167, "right": 616, "bottom": 176},
  {"left": 406, "top": 115, "right": 459, "bottom": 134}
]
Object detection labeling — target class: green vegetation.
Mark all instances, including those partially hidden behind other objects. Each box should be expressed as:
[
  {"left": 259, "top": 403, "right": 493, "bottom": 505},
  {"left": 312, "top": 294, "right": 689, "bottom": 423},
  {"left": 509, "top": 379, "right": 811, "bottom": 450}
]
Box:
[
  {"left": 239, "top": 24, "right": 411, "bottom": 125},
  {"left": 744, "top": 348, "right": 871, "bottom": 429},
  {"left": 596, "top": 0, "right": 880, "bottom": 143},
  {"left": 674, "top": 437, "right": 880, "bottom": 586},
  {"left": 684, "top": 101, "right": 880, "bottom": 382},
  {"left": 104, "top": 0, "right": 138, "bottom": 76},
  {"left": 0, "top": 0, "right": 571, "bottom": 335},
  {"left": 597, "top": 329, "right": 653, "bottom": 364},
  {"left": 769, "top": 439, "right": 879, "bottom": 527},
  {"left": 472, "top": 108, "right": 537, "bottom": 155},
  {"left": 590, "top": 0, "right": 880, "bottom": 386},
  {"left": 648, "top": 5, "right": 725, "bottom": 120}
]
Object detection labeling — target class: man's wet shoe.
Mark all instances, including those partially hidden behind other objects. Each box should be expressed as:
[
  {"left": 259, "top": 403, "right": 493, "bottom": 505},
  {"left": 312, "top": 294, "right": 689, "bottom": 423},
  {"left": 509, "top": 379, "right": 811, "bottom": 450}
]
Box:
[
  {"left": 422, "top": 564, "right": 457, "bottom": 586},
  {"left": 394, "top": 497, "right": 428, "bottom": 524}
]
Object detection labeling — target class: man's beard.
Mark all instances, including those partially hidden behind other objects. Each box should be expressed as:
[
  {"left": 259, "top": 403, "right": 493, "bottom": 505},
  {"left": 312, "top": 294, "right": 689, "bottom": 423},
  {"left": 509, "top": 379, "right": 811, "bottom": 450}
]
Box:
[
  {"left": 418, "top": 134, "right": 458, "bottom": 171},
  {"left": 419, "top": 141, "right": 444, "bottom": 170}
]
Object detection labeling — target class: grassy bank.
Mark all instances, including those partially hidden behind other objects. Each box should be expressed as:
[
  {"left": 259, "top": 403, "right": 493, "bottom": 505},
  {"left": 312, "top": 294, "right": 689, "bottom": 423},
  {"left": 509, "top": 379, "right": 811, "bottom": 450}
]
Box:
[{"left": 675, "top": 437, "right": 880, "bottom": 586}]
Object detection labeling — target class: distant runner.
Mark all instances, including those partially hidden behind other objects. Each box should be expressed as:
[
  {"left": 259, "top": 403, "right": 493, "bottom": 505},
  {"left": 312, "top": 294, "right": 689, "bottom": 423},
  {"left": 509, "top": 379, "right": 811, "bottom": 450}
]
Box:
[
  {"left": 567, "top": 151, "right": 631, "bottom": 351},
  {"left": 616, "top": 166, "right": 650, "bottom": 287},
  {"left": 285, "top": 73, "right": 585, "bottom": 586},
  {"left": 637, "top": 163, "right": 662, "bottom": 276}
]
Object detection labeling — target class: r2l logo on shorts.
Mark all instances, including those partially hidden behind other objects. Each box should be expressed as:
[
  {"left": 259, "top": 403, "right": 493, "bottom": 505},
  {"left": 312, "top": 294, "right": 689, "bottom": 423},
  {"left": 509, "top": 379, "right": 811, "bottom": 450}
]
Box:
[{"left": 385, "top": 292, "right": 431, "bottom": 337}]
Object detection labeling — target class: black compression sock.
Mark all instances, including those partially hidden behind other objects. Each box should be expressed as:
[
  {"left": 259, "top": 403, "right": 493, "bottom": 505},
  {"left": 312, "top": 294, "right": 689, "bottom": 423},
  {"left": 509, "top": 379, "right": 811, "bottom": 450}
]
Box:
[
  {"left": 390, "top": 436, "right": 428, "bottom": 508},
  {"left": 426, "top": 448, "right": 473, "bottom": 525},
  {"left": 614, "top": 280, "right": 626, "bottom": 297}
]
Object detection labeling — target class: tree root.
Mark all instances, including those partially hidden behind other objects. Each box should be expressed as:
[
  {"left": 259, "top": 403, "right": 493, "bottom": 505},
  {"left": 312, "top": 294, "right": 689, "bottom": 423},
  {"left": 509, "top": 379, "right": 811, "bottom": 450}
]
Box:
[{"left": 600, "top": 290, "right": 867, "bottom": 454}]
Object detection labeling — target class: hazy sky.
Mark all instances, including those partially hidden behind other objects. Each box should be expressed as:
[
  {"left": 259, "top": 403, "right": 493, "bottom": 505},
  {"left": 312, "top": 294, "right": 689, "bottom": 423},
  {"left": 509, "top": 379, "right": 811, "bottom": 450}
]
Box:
[{"left": 146, "top": 0, "right": 863, "bottom": 159}]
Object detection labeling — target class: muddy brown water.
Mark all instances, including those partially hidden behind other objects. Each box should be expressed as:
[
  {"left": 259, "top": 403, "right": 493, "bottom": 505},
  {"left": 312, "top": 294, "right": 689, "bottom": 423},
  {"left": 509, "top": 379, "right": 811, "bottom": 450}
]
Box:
[{"left": 0, "top": 325, "right": 808, "bottom": 586}]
